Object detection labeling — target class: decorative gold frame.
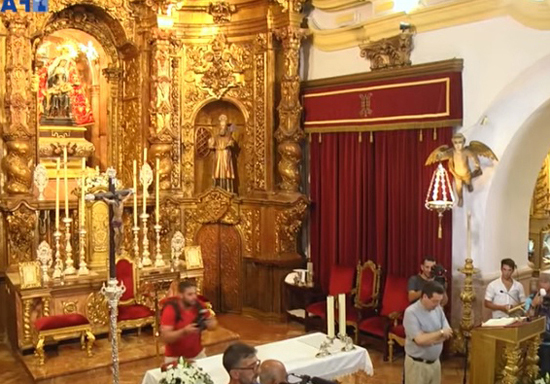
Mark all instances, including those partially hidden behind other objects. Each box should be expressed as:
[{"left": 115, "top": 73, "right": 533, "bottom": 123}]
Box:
[
  {"left": 354, "top": 260, "right": 382, "bottom": 310},
  {"left": 18, "top": 261, "right": 41, "bottom": 289},
  {"left": 184, "top": 246, "right": 204, "bottom": 270},
  {"left": 115, "top": 254, "right": 140, "bottom": 306}
]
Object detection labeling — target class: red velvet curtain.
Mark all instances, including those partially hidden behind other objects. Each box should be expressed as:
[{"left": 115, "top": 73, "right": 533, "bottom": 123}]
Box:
[{"left": 309, "top": 128, "right": 452, "bottom": 292}]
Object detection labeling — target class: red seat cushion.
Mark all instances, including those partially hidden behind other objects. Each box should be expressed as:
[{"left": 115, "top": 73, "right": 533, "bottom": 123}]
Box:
[
  {"left": 358, "top": 316, "right": 388, "bottom": 338},
  {"left": 118, "top": 304, "right": 154, "bottom": 321},
  {"left": 357, "top": 267, "right": 375, "bottom": 305},
  {"left": 390, "top": 324, "right": 405, "bottom": 338},
  {"left": 35, "top": 314, "right": 89, "bottom": 331}
]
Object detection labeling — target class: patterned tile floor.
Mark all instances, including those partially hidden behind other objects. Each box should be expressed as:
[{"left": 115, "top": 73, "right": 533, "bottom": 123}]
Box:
[{"left": 0, "top": 314, "right": 464, "bottom": 384}]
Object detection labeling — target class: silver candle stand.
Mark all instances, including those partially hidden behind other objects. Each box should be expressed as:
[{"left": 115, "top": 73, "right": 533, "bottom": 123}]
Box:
[{"left": 101, "top": 278, "right": 126, "bottom": 384}]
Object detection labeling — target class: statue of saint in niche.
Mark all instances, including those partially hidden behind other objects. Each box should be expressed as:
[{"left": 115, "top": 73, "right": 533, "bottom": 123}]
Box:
[
  {"left": 38, "top": 46, "right": 94, "bottom": 126},
  {"left": 208, "top": 114, "right": 236, "bottom": 192}
]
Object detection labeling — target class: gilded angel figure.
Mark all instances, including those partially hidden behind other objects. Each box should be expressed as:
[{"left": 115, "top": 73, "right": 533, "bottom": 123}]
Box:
[{"left": 425, "top": 133, "right": 498, "bottom": 207}]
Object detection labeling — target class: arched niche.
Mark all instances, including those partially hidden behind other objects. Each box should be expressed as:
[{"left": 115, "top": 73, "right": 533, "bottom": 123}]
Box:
[{"left": 193, "top": 100, "right": 247, "bottom": 195}]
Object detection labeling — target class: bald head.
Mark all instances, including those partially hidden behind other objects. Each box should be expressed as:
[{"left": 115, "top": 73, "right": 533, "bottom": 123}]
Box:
[{"left": 259, "top": 360, "right": 287, "bottom": 384}]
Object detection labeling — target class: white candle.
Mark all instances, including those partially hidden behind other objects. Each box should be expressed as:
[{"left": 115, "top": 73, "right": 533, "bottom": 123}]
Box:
[
  {"left": 326, "top": 295, "right": 335, "bottom": 339},
  {"left": 63, "top": 147, "right": 69, "bottom": 217},
  {"left": 467, "top": 211, "right": 472, "bottom": 260},
  {"left": 133, "top": 160, "right": 138, "bottom": 227},
  {"left": 80, "top": 158, "right": 85, "bottom": 227},
  {"left": 55, "top": 158, "right": 60, "bottom": 229},
  {"left": 155, "top": 158, "right": 160, "bottom": 224},
  {"left": 338, "top": 293, "right": 346, "bottom": 338},
  {"left": 142, "top": 149, "right": 147, "bottom": 215}
]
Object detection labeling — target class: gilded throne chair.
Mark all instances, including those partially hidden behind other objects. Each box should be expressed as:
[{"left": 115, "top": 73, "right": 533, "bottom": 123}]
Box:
[{"left": 115, "top": 255, "right": 155, "bottom": 338}]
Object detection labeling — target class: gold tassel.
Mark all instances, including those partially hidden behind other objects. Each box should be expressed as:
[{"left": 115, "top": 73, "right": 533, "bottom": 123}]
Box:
[
  {"left": 318, "top": 133, "right": 322, "bottom": 144},
  {"left": 358, "top": 132, "right": 362, "bottom": 143},
  {"left": 370, "top": 131, "right": 374, "bottom": 143},
  {"left": 419, "top": 130, "right": 423, "bottom": 142},
  {"left": 433, "top": 128, "right": 437, "bottom": 141},
  {"left": 308, "top": 133, "right": 312, "bottom": 143}
]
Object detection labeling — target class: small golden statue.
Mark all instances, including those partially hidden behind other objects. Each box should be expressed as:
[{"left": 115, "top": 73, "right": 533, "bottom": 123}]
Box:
[
  {"left": 208, "top": 114, "right": 236, "bottom": 192},
  {"left": 426, "top": 133, "right": 497, "bottom": 207}
]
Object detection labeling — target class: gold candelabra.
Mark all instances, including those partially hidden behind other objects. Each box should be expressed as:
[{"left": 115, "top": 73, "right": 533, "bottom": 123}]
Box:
[
  {"left": 78, "top": 227, "right": 89, "bottom": 275},
  {"left": 133, "top": 225, "right": 141, "bottom": 268},
  {"left": 154, "top": 224, "right": 165, "bottom": 267},
  {"left": 141, "top": 213, "right": 152, "bottom": 267},
  {"left": 52, "top": 230, "right": 63, "bottom": 279},
  {"left": 63, "top": 217, "right": 76, "bottom": 275}
]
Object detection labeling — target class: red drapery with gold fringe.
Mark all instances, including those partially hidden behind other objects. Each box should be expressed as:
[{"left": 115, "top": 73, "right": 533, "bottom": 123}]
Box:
[{"left": 309, "top": 129, "right": 453, "bottom": 291}]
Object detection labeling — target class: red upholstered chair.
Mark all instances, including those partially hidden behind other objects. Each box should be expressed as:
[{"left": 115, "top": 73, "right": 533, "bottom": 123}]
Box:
[
  {"left": 33, "top": 304, "right": 95, "bottom": 365},
  {"left": 358, "top": 275, "right": 409, "bottom": 360},
  {"left": 305, "top": 265, "right": 355, "bottom": 333},
  {"left": 116, "top": 255, "right": 155, "bottom": 338}
]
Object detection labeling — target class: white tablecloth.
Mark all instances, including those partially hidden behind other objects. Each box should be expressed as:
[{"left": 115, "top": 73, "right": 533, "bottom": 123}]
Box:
[{"left": 141, "top": 333, "right": 373, "bottom": 384}]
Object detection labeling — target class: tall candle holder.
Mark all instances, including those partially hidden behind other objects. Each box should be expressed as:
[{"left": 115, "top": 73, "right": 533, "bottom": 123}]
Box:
[
  {"left": 63, "top": 217, "right": 76, "bottom": 275},
  {"left": 133, "top": 225, "right": 141, "bottom": 268},
  {"left": 101, "top": 278, "right": 126, "bottom": 384},
  {"left": 141, "top": 213, "right": 152, "bottom": 267},
  {"left": 154, "top": 224, "right": 165, "bottom": 267},
  {"left": 52, "top": 230, "right": 63, "bottom": 279},
  {"left": 78, "top": 227, "right": 89, "bottom": 276}
]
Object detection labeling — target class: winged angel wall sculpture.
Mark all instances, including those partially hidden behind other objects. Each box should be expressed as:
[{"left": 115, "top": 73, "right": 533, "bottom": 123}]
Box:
[{"left": 425, "top": 133, "right": 498, "bottom": 207}]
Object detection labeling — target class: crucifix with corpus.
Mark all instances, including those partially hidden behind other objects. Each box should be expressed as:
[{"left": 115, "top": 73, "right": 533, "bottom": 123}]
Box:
[{"left": 86, "top": 168, "right": 133, "bottom": 279}]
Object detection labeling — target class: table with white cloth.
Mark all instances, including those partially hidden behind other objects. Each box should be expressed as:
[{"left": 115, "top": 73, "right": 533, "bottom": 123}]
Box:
[{"left": 141, "top": 333, "right": 373, "bottom": 384}]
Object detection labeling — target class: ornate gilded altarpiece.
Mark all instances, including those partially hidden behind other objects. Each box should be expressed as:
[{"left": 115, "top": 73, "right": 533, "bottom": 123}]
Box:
[{"left": 0, "top": 0, "right": 309, "bottom": 348}]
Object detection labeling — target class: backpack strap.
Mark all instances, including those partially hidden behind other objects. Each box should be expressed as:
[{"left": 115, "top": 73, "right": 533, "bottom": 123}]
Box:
[{"left": 161, "top": 299, "right": 182, "bottom": 324}]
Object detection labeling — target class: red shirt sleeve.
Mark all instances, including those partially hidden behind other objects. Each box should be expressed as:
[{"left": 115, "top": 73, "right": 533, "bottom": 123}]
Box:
[{"left": 160, "top": 304, "right": 176, "bottom": 327}]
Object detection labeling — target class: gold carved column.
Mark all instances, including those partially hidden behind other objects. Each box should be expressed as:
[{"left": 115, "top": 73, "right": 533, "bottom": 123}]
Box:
[
  {"left": 1, "top": 13, "right": 33, "bottom": 195},
  {"left": 274, "top": 25, "right": 308, "bottom": 193},
  {"left": 149, "top": 28, "right": 173, "bottom": 190},
  {"left": 102, "top": 67, "right": 123, "bottom": 179}
]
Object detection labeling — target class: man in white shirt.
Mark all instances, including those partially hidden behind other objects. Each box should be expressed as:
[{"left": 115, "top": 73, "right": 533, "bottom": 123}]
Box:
[{"left": 484, "top": 258, "right": 526, "bottom": 319}]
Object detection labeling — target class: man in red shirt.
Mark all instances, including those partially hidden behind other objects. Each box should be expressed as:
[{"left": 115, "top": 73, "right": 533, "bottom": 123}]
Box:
[{"left": 160, "top": 279, "right": 217, "bottom": 363}]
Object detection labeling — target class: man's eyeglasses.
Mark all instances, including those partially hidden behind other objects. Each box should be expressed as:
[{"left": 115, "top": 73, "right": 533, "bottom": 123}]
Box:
[{"left": 233, "top": 360, "right": 261, "bottom": 371}]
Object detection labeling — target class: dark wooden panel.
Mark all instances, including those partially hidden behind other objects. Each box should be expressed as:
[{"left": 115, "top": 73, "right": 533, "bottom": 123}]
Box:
[
  {"left": 196, "top": 225, "right": 221, "bottom": 312},
  {"left": 220, "top": 225, "right": 241, "bottom": 313}
]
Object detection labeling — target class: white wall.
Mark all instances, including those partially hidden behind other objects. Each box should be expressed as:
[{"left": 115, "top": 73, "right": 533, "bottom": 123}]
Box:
[{"left": 302, "top": 16, "right": 550, "bottom": 278}]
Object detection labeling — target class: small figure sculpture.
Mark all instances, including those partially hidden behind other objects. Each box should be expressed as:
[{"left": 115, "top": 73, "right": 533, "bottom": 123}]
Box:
[
  {"left": 425, "top": 133, "right": 497, "bottom": 207},
  {"left": 208, "top": 114, "right": 236, "bottom": 192}
]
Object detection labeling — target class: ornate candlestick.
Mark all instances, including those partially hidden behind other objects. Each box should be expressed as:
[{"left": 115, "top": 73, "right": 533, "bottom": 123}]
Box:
[
  {"left": 133, "top": 225, "right": 141, "bottom": 268},
  {"left": 101, "top": 278, "right": 126, "bottom": 384},
  {"left": 78, "top": 227, "right": 89, "bottom": 275},
  {"left": 154, "top": 224, "right": 165, "bottom": 267},
  {"left": 52, "top": 230, "right": 63, "bottom": 279},
  {"left": 63, "top": 217, "right": 76, "bottom": 275},
  {"left": 141, "top": 213, "right": 152, "bottom": 267}
]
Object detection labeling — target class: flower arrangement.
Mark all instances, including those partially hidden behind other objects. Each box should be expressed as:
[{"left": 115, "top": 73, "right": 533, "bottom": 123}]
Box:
[
  {"left": 535, "top": 373, "right": 550, "bottom": 384},
  {"left": 160, "top": 357, "right": 214, "bottom": 384}
]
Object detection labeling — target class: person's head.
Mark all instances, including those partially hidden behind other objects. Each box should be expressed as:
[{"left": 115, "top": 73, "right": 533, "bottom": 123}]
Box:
[
  {"left": 452, "top": 133, "right": 466, "bottom": 151},
  {"left": 539, "top": 273, "right": 550, "bottom": 293},
  {"left": 259, "top": 360, "right": 287, "bottom": 384},
  {"left": 219, "top": 114, "right": 228, "bottom": 135},
  {"left": 500, "top": 259, "right": 516, "bottom": 280},
  {"left": 223, "top": 343, "right": 259, "bottom": 384},
  {"left": 420, "top": 257, "right": 436, "bottom": 279},
  {"left": 177, "top": 279, "right": 197, "bottom": 307},
  {"left": 420, "top": 281, "right": 445, "bottom": 311}
]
